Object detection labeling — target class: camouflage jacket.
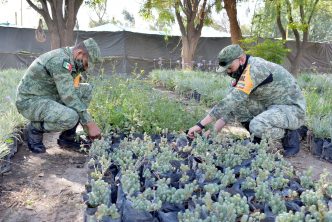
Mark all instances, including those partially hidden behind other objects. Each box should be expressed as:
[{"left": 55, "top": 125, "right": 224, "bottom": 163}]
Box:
[
  {"left": 209, "top": 56, "right": 306, "bottom": 122},
  {"left": 16, "top": 47, "right": 92, "bottom": 125}
]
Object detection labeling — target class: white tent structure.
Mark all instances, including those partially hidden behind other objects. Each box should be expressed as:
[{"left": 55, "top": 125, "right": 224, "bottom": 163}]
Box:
[{"left": 84, "top": 23, "right": 230, "bottom": 38}]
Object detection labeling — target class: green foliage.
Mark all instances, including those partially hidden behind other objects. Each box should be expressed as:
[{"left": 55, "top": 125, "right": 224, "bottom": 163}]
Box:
[
  {"left": 250, "top": 0, "right": 326, "bottom": 41},
  {"left": 149, "top": 69, "right": 231, "bottom": 107},
  {"left": 96, "top": 204, "right": 120, "bottom": 220},
  {"left": 0, "top": 69, "right": 26, "bottom": 160},
  {"left": 310, "top": 1, "right": 332, "bottom": 42},
  {"left": 88, "top": 179, "right": 110, "bottom": 207},
  {"left": 121, "top": 169, "right": 140, "bottom": 196},
  {"left": 139, "top": 0, "right": 222, "bottom": 61},
  {"left": 240, "top": 37, "right": 290, "bottom": 64},
  {"left": 297, "top": 73, "right": 332, "bottom": 138},
  {"left": 299, "top": 167, "right": 315, "bottom": 189},
  {"left": 276, "top": 210, "right": 305, "bottom": 221},
  {"left": 250, "top": 4, "right": 278, "bottom": 39},
  {"left": 269, "top": 194, "right": 286, "bottom": 214},
  {"left": 88, "top": 131, "right": 332, "bottom": 220},
  {"left": 139, "top": 0, "right": 221, "bottom": 32},
  {"left": 85, "top": 0, "right": 110, "bottom": 28},
  {"left": 90, "top": 76, "right": 204, "bottom": 134}
]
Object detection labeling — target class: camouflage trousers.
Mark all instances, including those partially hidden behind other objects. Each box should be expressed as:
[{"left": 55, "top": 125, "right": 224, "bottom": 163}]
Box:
[
  {"left": 228, "top": 100, "right": 305, "bottom": 140},
  {"left": 16, "top": 83, "right": 92, "bottom": 132}
]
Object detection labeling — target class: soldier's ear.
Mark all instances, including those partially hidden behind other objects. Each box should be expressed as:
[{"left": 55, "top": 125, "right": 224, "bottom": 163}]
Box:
[{"left": 239, "top": 54, "right": 246, "bottom": 65}]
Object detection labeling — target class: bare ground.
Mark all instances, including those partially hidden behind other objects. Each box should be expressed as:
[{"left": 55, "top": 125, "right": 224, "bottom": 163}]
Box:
[
  {"left": 0, "top": 132, "right": 87, "bottom": 222},
  {"left": 0, "top": 126, "right": 331, "bottom": 222},
  {"left": 287, "top": 144, "right": 332, "bottom": 181}
]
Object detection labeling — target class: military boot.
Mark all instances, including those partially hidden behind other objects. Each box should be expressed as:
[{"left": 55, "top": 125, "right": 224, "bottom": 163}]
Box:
[
  {"left": 282, "top": 129, "right": 300, "bottom": 157},
  {"left": 57, "top": 124, "right": 91, "bottom": 150},
  {"left": 26, "top": 123, "right": 46, "bottom": 153}
]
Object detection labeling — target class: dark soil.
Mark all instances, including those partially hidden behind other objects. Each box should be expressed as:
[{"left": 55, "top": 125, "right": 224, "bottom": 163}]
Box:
[{"left": 0, "top": 132, "right": 87, "bottom": 222}]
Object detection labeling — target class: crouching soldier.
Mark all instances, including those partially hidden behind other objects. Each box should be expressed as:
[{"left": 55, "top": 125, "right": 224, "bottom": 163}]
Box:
[
  {"left": 16, "top": 38, "right": 101, "bottom": 153},
  {"left": 188, "top": 44, "right": 306, "bottom": 157}
]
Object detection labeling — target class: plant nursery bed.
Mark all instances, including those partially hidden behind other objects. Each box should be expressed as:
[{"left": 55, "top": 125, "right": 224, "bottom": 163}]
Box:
[
  {"left": 0, "top": 128, "right": 24, "bottom": 175},
  {"left": 84, "top": 134, "right": 332, "bottom": 221}
]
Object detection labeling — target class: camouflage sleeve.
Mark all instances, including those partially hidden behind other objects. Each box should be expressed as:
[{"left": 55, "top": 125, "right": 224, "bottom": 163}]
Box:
[
  {"left": 209, "top": 88, "right": 248, "bottom": 122},
  {"left": 46, "top": 58, "right": 93, "bottom": 125},
  {"left": 209, "top": 64, "right": 259, "bottom": 122}
]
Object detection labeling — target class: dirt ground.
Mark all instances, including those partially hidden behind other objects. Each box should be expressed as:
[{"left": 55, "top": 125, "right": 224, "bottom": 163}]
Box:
[
  {"left": 0, "top": 132, "right": 87, "bottom": 222},
  {"left": 0, "top": 127, "right": 332, "bottom": 222},
  {"left": 288, "top": 144, "right": 332, "bottom": 181}
]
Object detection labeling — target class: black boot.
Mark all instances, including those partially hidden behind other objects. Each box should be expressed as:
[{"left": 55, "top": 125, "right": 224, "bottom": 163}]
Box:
[
  {"left": 241, "top": 122, "right": 261, "bottom": 144},
  {"left": 57, "top": 124, "right": 91, "bottom": 150},
  {"left": 26, "top": 123, "right": 46, "bottom": 153},
  {"left": 252, "top": 136, "right": 261, "bottom": 144},
  {"left": 282, "top": 129, "right": 300, "bottom": 157}
]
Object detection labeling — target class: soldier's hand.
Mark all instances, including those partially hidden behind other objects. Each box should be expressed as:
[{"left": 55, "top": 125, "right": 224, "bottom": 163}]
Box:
[
  {"left": 85, "top": 122, "right": 101, "bottom": 140},
  {"left": 203, "top": 130, "right": 211, "bottom": 138},
  {"left": 187, "top": 125, "right": 202, "bottom": 139}
]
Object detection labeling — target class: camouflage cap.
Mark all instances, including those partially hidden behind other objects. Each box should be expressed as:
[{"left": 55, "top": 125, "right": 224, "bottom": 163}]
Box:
[
  {"left": 216, "top": 44, "right": 244, "bottom": 73},
  {"left": 83, "top": 38, "right": 102, "bottom": 65}
]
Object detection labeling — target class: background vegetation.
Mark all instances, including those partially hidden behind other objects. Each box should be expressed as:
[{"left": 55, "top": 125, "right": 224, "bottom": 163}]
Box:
[{"left": 0, "top": 69, "right": 26, "bottom": 159}]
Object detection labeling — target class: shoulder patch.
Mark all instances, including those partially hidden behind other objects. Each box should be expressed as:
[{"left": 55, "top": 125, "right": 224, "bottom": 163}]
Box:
[
  {"left": 235, "top": 64, "right": 254, "bottom": 95},
  {"left": 62, "top": 60, "right": 72, "bottom": 72}
]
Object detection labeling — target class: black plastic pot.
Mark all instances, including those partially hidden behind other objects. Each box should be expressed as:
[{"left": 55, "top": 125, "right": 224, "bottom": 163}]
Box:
[
  {"left": 247, "top": 196, "right": 265, "bottom": 212},
  {"left": 297, "top": 125, "right": 308, "bottom": 140},
  {"left": 262, "top": 205, "right": 276, "bottom": 222},
  {"left": 109, "top": 184, "right": 118, "bottom": 204},
  {"left": 311, "top": 137, "right": 324, "bottom": 157},
  {"left": 121, "top": 200, "right": 158, "bottom": 222},
  {"left": 242, "top": 189, "right": 255, "bottom": 199},
  {"left": 285, "top": 200, "right": 302, "bottom": 212},
  {"left": 157, "top": 211, "right": 179, "bottom": 222},
  {"left": 322, "top": 139, "right": 332, "bottom": 163},
  {"left": 84, "top": 206, "right": 97, "bottom": 222},
  {"left": 100, "top": 216, "right": 121, "bottom": 222},
  {"left": 111, "top": 133, "right": 127, "bottom": 143},
  {"left": 82, "top": 193, "right": 89, "bottom": 202},
  {"left": 160, "top": 171, "right": 182, "bottom": 189},
  {"left": 288, "top": 180, "right": 305, "bottom": 194},
  {"left": 0, "top": 155, "right": 11, "bottom": 174},
  {"left": 161, "top": 202, "right": 185, "bottom": 213},
  {"left": 116, "top": 184, "right": 125, "bottom": 209},
  {"left": 225, "top": 180, "right": 244, "bottom": 196}
]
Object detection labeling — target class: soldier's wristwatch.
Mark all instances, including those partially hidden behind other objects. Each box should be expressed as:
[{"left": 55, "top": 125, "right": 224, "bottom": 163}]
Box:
[{"left": 196, "top": 121, "right": 205, "bottom": 129}]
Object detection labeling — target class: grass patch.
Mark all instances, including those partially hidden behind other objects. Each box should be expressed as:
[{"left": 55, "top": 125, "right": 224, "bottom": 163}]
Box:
[
  {"left": 297, "top": 73, "right": 332, "bottom": 138},
  {"left": 150, "top": 69, "right": 232, "bottom": 107},
  {"left": 89, "top": 75, "right": 205, "bottom": 134},
  {"left": 0, "top": 69, "right": 26, "bottom": 159}
]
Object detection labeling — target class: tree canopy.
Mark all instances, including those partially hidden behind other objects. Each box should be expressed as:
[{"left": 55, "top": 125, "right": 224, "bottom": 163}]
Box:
[
  {"left": 140, "top": 0, "right": 223, "bottom": 69},
  {"left": 26, "top": 0, "right": 84, "bottom": 49}
]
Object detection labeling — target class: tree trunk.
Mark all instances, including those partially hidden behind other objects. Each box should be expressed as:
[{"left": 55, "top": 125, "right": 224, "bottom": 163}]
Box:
[
  {"left": 224, "top": 0, "right": 242, "bottom": 44},
  {"left": 46, "top": 21, "right": 75, "bottom": 49},
  {"left": 49, "top": 25, "right": 61, "bottom": 49},
  {"left": 290, "top": 48, "right": 303, "bottom": 75},
  {"left": 26, "top": 0, "right": 82, "bottom": 50},
  {"left": 181, "top": 34, "right": 200, "bottom": 70},
  {"left": 279, "top": 0, "right": 318, "bottom": 75}
]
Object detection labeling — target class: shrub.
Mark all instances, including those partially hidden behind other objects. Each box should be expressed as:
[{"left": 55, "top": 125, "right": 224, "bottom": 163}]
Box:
[{"left": 240, "top": 37, "right": 290, "bottom": 64}]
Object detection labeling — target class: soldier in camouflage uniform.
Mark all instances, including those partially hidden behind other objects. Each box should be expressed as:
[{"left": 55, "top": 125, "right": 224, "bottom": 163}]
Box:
[
  {"left": 188, "top": 44, "right": 306, "bottom": 157},
  {"left": 16, "top": 38, "right": 101, "bottom": 153}
]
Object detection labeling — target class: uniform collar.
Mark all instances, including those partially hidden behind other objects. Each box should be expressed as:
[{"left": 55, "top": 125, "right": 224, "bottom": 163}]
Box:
[{"left": 243, "top": 54, "right": 251, "bottom": 70}]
